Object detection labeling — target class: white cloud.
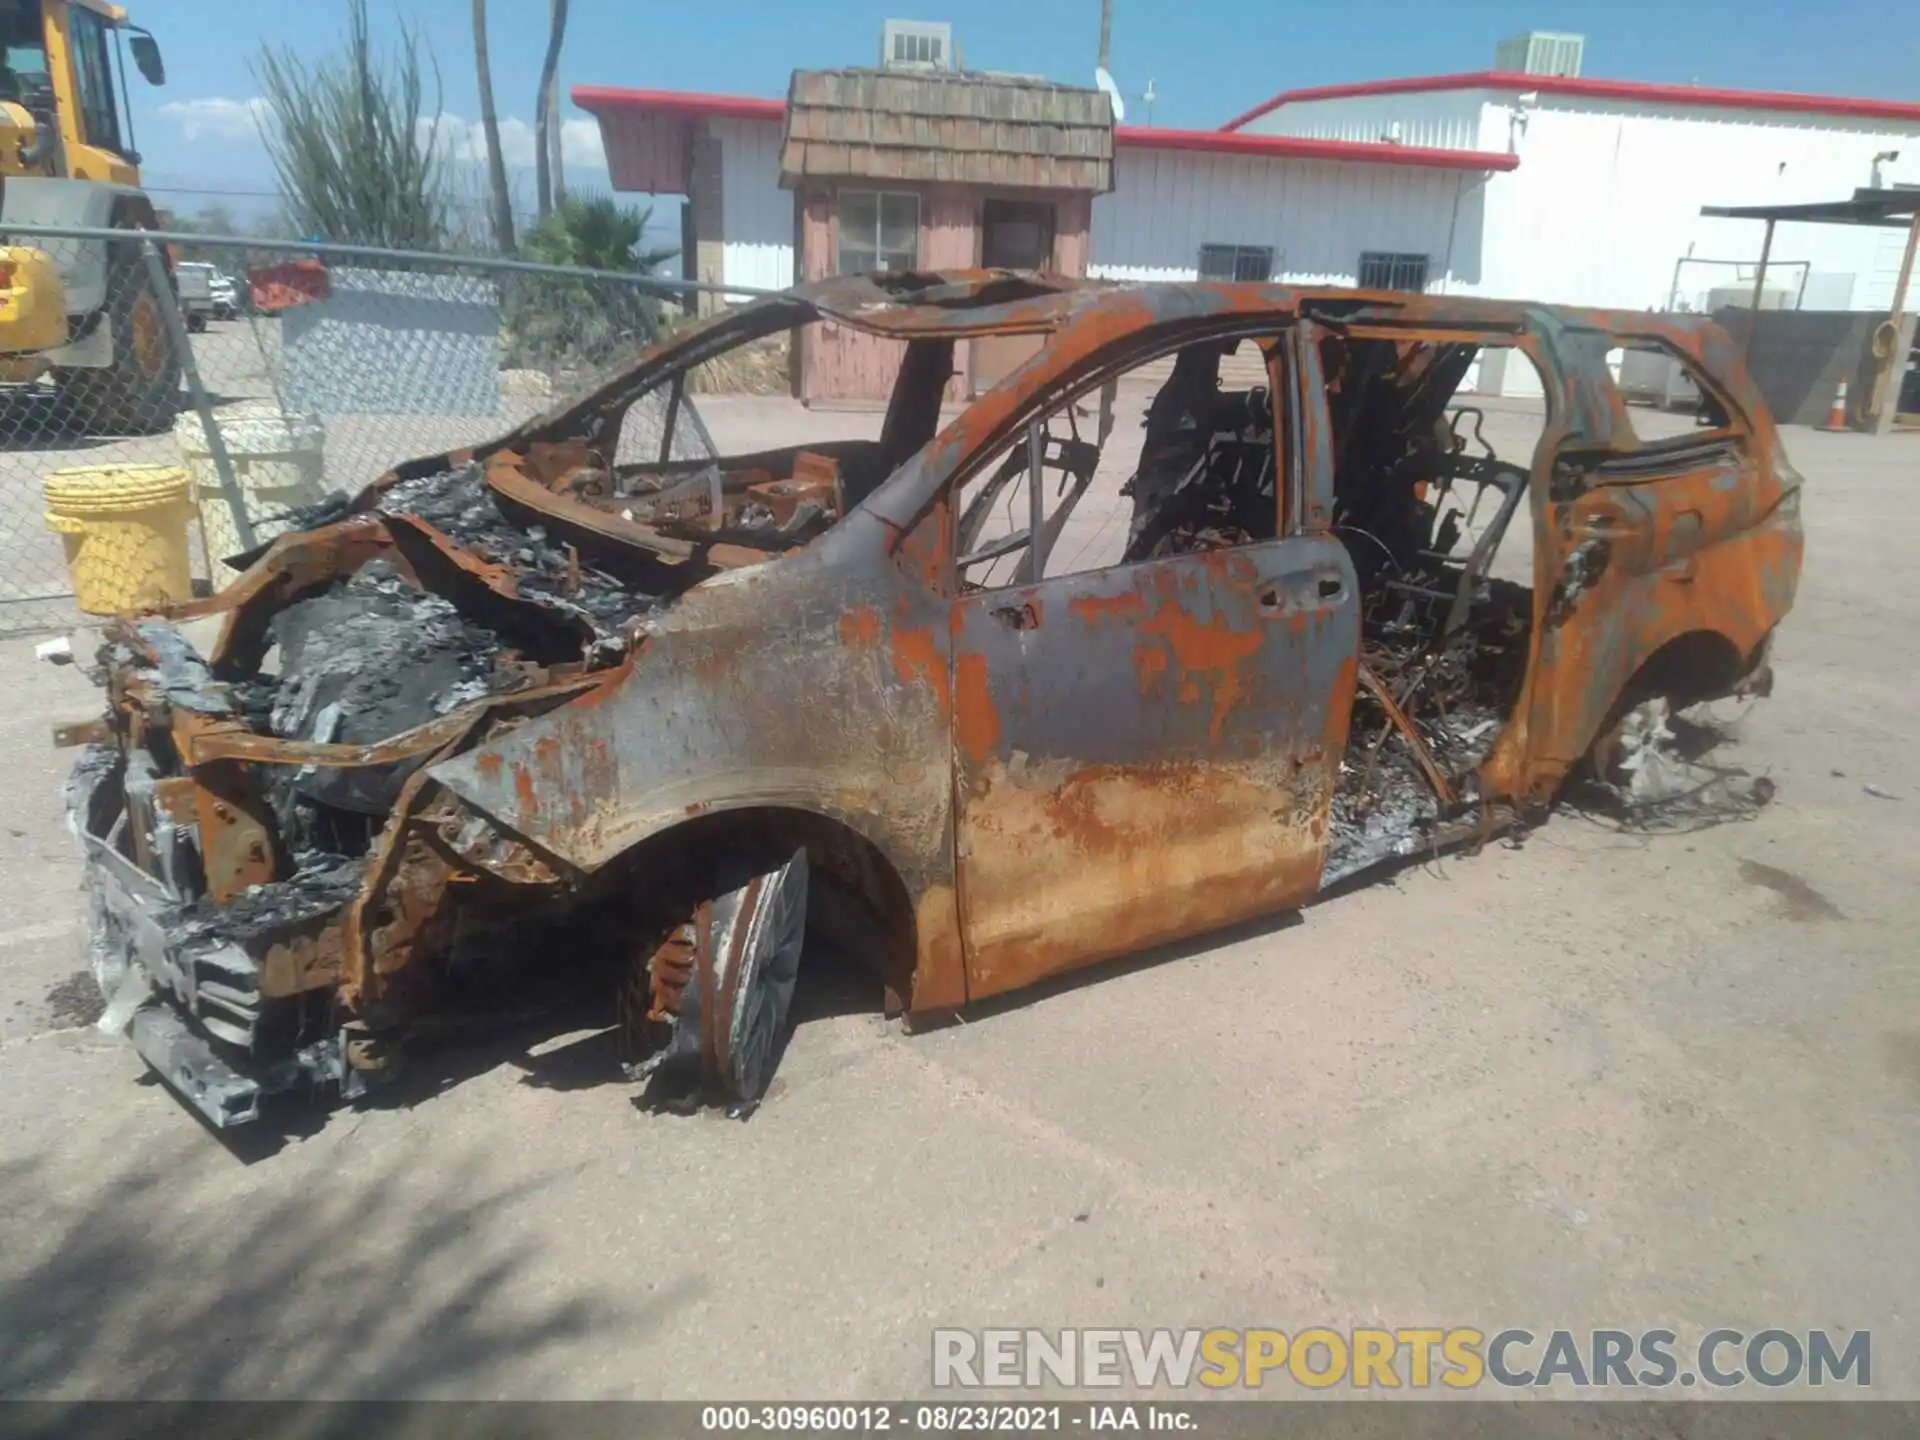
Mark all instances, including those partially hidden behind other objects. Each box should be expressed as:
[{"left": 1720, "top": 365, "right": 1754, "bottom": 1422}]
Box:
[
  {"left": 157, "top": 96, "right": 271, "bottom": 142},
  {"left": 156, "top": 96, "right": 607, "bottom": 173},
  {"left": 422, "top": 114, "right": 606, "bottom": 171},
  {"left": 559, "top": 118, "right": 608, "bottom": 170}
]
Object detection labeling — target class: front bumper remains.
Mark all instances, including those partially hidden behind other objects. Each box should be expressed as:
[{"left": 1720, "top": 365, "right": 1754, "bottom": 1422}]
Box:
[{"left": 67, "top": 743, "right": 363, "bottom": 1130}]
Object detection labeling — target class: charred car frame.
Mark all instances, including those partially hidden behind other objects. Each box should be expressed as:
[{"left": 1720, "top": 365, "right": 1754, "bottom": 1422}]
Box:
[{"left": 60, "top": 271, "right": 1803, "bottom": 1128}]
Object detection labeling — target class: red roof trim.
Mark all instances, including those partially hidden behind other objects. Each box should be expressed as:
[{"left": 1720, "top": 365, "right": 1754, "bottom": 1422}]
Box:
[
  {"left": 1222, "top": 70, "right": 1920, "bottom": 132},
  {"left": 1115, "top": 124, "right": 1516, "bottom": 171},
  {"left": 570, "top": 85, "right": 1516, "bottom": 172},
  {"left": 572, "top": 84, "right": 784, "bottom": 123}
]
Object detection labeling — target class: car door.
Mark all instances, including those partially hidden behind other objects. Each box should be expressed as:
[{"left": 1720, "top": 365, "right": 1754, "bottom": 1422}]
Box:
[
  {"left": 1527, "top": 334, "right": 1790, "bottom": 774},
  {"left": 949, "top": 335, "right": 1359, "bottom": 1001}
]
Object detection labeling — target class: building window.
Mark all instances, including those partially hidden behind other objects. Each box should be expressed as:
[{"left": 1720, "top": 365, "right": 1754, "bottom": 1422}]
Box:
[
  {"left": 838, "top": 191, "right": 920, "bottom": 276},
  {"left": 1198, "top": 244, "right": 1274, "bottom": 282},
  {"left": 1358, "top": 251, "right": 1430, "bottom": 292}
]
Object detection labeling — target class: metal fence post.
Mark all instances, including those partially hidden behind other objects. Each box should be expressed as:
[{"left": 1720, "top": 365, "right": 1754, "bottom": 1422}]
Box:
[{"left": 138, "top": 234, "right": 257, "bottom": 550}]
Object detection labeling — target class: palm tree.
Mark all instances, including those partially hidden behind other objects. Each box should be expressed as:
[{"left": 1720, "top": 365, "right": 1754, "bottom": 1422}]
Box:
[
  {"left": 509, "top": 194, "right": 679, "bottom": 379},
  {"left": 522, "top": 194, "right": 676, "bottom": 273},
  {"left": 546, "top": 0, "right": 567, "bottom": 205},
  {"left": 472, "top": 0, "right": 515, "bottom": 253},
  {"left": 534, "top": 0, "right": 570, "bottom": 220}
]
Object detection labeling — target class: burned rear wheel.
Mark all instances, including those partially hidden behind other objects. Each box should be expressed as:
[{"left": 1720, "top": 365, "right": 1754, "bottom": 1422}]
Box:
[{"left": 618, "top": 848, "right": 809, "bottom": 1114}]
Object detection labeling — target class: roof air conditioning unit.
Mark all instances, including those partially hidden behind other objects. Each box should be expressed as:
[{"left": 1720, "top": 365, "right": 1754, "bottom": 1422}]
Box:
[
  {"left": 1494, "top": 31, "right": 1586, "bottom": 77},
  {"left": 880, "top": 20, "right": 953, "bottom": 72}
]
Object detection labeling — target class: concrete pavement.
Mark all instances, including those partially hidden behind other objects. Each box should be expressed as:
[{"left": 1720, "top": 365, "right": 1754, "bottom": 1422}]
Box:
[{"left": 0, "top": 414, "right": 1913, "bottom": 1402}]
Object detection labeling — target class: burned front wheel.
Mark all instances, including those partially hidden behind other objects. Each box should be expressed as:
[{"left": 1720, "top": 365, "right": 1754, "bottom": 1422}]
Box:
[{"left": 618, "top": 848, "right": 809, "bottom": 1113}]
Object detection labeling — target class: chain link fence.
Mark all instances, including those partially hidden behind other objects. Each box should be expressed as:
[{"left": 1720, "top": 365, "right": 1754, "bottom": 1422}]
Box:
[{"left": 0, "top": 226, "right": 722, "bottom": 636}]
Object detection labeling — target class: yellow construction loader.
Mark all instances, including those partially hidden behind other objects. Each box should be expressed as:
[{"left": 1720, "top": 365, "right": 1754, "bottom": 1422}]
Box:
[{"left": 0, "top": 0, "right": 176, "bottom": 431}]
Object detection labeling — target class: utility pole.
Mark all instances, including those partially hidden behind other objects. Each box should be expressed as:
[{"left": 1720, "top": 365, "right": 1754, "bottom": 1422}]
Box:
[{"left": 1098, "top": 0, "right": 1112, "bottom": 71}]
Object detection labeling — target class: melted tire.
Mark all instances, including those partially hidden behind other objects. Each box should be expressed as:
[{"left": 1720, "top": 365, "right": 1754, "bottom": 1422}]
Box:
[{"left": 623, "top": 847, "right": 809, "bottom": 1110}]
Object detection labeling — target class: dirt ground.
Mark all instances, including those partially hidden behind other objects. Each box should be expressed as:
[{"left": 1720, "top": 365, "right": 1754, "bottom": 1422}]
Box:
[{"left": 0, "top": 396, "right": 1914, "bottom": 1403}]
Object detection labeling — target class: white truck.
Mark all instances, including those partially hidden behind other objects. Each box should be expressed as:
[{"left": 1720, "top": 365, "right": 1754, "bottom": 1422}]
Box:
[{"left": 173, "top": 260, "right": 216, "bottom": 332}]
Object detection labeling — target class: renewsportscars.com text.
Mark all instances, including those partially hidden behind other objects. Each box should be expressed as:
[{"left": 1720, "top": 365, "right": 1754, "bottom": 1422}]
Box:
[{"left": 932, "top": 1327, "right": 1871, "bottom": 1391}]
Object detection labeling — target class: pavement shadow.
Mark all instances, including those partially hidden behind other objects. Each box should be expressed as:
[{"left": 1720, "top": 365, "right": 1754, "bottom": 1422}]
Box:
[
  {"left": 0, "top": 389, "right": 266, "bottom": 450},
  {"left": 0, "top": 1140, "right": 690, "bottom": 1410},
  {"left": 0, "top": 392, "right": 120, "bottom": 452},
  {"left": 355, "top": 923, "right": 883, "bottom": 1116}
]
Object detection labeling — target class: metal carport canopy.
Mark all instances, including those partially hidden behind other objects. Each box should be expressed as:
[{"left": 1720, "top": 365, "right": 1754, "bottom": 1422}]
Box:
[
  {"left": 1701, "top": 187, "right": 1920, "bottom": 421},
  {"left": 1701, "top": 189, "right": 1919, "bottom": 227}
]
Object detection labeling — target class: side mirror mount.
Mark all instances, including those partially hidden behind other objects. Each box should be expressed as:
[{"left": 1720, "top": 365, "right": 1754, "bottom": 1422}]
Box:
[{"left": 128, "top": 32, "right": 165, "bottom": 86}]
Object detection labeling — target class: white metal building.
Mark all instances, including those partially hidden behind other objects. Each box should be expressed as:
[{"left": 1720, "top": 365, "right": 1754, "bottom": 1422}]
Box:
[
  {"left": 1082, "top": 132, "right": 1499, "bottom": 294},
  {"left": 1228, "top": 68, "right": 1920, "bottom": 315},
  {"left": 576, "top": 30, "right": 1920, "bottom": 396}
]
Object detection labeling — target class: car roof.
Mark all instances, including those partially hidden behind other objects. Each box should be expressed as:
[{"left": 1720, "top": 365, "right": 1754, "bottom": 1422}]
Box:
[{"left": 792, "top": 269, "right": 1724, "bottom": 354}]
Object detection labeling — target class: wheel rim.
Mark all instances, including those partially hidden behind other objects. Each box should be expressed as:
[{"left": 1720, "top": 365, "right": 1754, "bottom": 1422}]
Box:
[{"left": 128, "top": 291, "right": 167, "bottom": 379}]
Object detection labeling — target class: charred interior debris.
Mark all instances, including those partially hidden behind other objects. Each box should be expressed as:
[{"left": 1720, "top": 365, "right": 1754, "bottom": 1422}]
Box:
[
  {"left": 379, "top": 463, "right": 658, "bottom": 639},
  {"left": 1316, "top": 339, "right": 1539, "bottom": 881}
]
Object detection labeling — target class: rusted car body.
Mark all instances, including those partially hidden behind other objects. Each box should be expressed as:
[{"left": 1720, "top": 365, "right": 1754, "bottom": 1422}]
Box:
[{"left": 62, "top": 271, "right": 1802, "bottom": 1127}]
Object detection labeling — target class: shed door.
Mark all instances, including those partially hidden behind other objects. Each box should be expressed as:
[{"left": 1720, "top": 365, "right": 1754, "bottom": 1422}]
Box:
[{"left": 970, "top": 200, "right": 1057, "bottom": 395}]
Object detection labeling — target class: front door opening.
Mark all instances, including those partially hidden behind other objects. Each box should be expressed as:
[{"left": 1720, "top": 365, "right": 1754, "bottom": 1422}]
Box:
[{"left": 1314, "top": 333, "right": 1547, "bottom": 884}]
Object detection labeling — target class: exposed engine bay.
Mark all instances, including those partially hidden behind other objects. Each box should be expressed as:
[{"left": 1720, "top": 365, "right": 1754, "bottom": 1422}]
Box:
[{"left": 67, "top": 427, "right": 878, "bottom": 1126}]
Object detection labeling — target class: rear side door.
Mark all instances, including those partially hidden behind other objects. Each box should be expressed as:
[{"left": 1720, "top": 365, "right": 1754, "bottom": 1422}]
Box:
[
  {"left": 1528, "top": 332, "right": 1795, "bottom": 773},
  {"left": 948, "top": 330, "right": 1359, "bottom": 1001}
]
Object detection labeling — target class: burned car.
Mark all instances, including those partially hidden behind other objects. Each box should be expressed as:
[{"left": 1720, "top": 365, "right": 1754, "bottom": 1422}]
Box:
[{"left": 60, "top": 271, "right": 1803, "bottom": 1129}]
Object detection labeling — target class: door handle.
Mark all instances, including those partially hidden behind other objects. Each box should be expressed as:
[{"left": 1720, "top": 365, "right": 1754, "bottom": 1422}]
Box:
[
  {"left": 1257, "top": 574, "right": 1343, "bottom": 611},
  {"left": 991, "top": 601, "right": 1039, "bottom": 631}
]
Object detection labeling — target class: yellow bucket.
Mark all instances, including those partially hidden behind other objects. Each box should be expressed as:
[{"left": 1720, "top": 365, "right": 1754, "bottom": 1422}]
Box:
[{"left": 44, "top": 463, "right": 196, "bottom": 615}]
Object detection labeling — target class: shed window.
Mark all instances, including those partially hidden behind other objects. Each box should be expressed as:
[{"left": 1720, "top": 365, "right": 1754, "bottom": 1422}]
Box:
[
  {"left": 1358, "top": 251, "right": 1430, "bottom": 292},
  {"left": 838, "top": 191, "right": 920, "bottom": 276},
  {"left": 1199, "top": 244, "right": 1274, "bottom": 282}
]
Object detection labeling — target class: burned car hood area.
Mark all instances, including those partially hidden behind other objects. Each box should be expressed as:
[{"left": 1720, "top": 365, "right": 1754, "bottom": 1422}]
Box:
[{"left": 58, "top": 271, "right": 1803, "bottom": 1132}]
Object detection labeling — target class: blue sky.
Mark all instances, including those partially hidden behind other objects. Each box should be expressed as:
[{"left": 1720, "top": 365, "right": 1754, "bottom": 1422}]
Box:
[{"left": 133, "top": 0, "right": 1919, "bottom": 226}]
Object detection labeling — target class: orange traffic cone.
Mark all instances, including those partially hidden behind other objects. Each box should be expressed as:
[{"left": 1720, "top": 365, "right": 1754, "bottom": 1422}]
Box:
[{"left": 1821, "top": 378, "right": 1850, "bottom": 432}]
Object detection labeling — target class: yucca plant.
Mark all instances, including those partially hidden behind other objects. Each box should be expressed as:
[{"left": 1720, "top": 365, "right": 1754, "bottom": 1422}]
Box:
[{"left": 253, "top": 0, "right": 451, "bottom": 250}]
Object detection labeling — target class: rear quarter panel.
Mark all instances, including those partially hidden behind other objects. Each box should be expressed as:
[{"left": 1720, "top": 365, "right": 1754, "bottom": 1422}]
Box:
[{"left": 1504, "top": 317, "right": 1802, "bottom": 792}]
